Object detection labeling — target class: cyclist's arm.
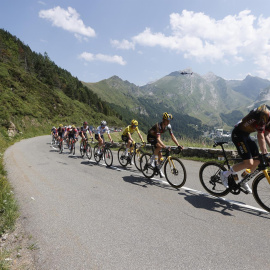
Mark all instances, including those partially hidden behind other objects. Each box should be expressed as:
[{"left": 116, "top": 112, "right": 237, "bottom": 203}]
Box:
[
  {"left": 128, "top": 132, "right": 133, "bottom": 142},
  {"left": 137, "top": 131, "right": 144, "bottom": 142},
  {"left": 264, "top": 131, "right": 270, "bottom": 150},
  {"left": 257, "top": 131, "right": 268, "bottom": 154},
  {"left": 108, "top": 133, "right": 113, "bottom": 143},
  {"left": 170, "top": 133, "right": 183, "bottom": 149}
]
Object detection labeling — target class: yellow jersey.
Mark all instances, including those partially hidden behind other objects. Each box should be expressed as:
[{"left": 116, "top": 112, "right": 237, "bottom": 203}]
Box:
[{"left": 122, "top": 125, "right": 139, "bottom": 136}]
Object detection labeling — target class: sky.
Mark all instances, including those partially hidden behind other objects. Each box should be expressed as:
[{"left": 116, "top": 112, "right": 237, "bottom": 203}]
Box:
[{"left": 2, "top": 0, "right": 270, "bottom": 86}]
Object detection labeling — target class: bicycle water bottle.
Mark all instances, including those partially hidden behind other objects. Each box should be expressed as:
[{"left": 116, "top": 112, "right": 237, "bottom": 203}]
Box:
[
  {"left": 232, "top": 173, "right": 239, "bottom": 181},
  {"left": 241, "top": 169, "right": 251, "bottom": 178}
]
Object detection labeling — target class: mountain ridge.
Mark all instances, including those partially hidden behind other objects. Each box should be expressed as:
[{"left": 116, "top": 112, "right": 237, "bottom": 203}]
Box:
[{"left": 83, "top": 70, "right": 270, "bottom": 137}]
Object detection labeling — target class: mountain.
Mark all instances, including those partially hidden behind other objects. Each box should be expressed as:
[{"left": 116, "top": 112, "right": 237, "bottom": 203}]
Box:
[
  {"left": 140, "top": 71, "right": 252, "bottom": 126},
  {"left": 227, "top": 75, "right": 270, "bottom": 100},
  {"left": 84, "top": 70, "right": 270, "bottom": 138},
  {"left": 84, "top": 73, "right": 204, "bottom": 138},
  {"left": 83, "top": 76, "right": 144, "bottom": 113},
  {"left": 0, "top": 29, "right": 123, "bottom": 134}
]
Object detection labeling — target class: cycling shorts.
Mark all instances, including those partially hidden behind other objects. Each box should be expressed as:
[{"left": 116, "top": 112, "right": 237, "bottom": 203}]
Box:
[
  {"left": 95, "top": 134, "right": 104, "bottom": 141},
  {"left": 68, "top": 134, "right": 75, "bottom": 139},
  {"left": 147, "top": 134, "right": 158, "bottom": 147},
  {"left": 58, "top": 132, "right": 64, "bottom": 138},
  {"left": 232, "top": 128, "right": 259, "bottom": 160},
  {"left": 121, "top": 135, "right": 129, "bottom": 142}
]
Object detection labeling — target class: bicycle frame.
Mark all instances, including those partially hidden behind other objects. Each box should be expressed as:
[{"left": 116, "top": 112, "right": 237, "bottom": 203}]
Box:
[
  {"left": 156, "top": 148, "right": 178, "bottom": 171},
  {"left": 214, "top": 141, "right": 270, "bottom": 186}
]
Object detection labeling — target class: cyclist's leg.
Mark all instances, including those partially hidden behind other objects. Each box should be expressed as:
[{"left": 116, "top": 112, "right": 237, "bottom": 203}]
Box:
[
  {"left": 232, "top": 131, "right": 259, "bottom": 173},
  {"left": 147, "top": 135, "right": 159, "bottom": 167},
  {"left": 122, "top": 135, "right": 130, "bottom": 156},
  {"left": 95, "top": 134, "right": 103, "bottom": 153}
]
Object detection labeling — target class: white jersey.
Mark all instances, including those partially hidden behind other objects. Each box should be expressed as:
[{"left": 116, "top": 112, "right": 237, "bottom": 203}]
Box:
[
  {"left": 81, "top": 125, "right": 91, "bottom": 134},
  {"left": 96, "top": 126, "right": 110, "bottom": 135}
]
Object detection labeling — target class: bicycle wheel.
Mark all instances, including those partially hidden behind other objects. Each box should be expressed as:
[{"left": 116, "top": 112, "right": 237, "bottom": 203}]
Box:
[
  {"left": 80, "top": 142, "right": 85, "bottom": 158},
  {"left": 72, "top": 141, "right": 76, "bottom": 155},
  {"left": 86, "top": 143, "right": 92, "bottom": 160},
  {"left": 252, "top": 173, "right": 270, "bottom": 212},
  {"left": 59, "top": 141, "right": 63, "bottom": 153},
  {"left": 140, "top": 153, "right": 155, "bottom": 178},
  {"left": 104, "top": 148, "right": 113, "bottom": 167},
  {"left": 134, "top": 150, "right": 143, "bottom": 171},
  {"left": 94, "top": 145, "right": 101, "bottom": 163},
  {"left": 164, "top": 157, "right": 187, "bottom": 189},
  {"left": 118, "top": 147, "right": 128, "bottom": 167},
  {"left": 199, "top": 162, "right": 229, "bottom": 197}
]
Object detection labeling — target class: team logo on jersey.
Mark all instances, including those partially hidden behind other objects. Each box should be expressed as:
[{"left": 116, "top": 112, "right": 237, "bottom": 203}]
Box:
[{"left": 244, "top": 119, "right": 255, "bottom": 127}]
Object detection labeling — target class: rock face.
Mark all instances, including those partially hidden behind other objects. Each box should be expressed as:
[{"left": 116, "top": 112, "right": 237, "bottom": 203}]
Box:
[{"left": 7, "top": 122, "right": 17, "bottom": 137}]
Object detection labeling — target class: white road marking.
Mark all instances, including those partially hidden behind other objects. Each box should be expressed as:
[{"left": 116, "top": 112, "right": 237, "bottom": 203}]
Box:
[{"left": 97, "top": 161, "right": 269, "bottom": 214}]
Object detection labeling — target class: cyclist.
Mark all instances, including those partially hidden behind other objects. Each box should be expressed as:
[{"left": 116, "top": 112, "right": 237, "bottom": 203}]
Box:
[
  {"left": 57, "top": 124, "right": 66, "bottom": 146},
  {"left": 147, "top": 112, "right": 183, "bottom": 177},
  {"left": 79, "top": 121, "right": 93, "bottom": 143},
  {"left": 220, "top": 104, "right": 270, "bottom": 193},
  {"left": 95, "top": 120, "right": 113, "bottom": 154},
  {"left": 51, "top": 126, "right": 57, "bottom": 143},
  {"left": 122, "top": 119, "right": 145, "bottom": 157},
  {"left": 67, "top": 125, "right": 78, "bottom": 150}
]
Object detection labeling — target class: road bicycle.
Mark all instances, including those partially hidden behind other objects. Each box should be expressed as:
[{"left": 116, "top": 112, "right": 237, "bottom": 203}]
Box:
[
  {"left": 80, "top": 138, "right": 92, "bottom": 160},
  {"left": 117, "top": 142, "right": 147, "bottom": 171},
  {"left": 51, "top": 134, "right": 57, "bottom": 145},
  {"left": 139, "top": 147, "right": 187, "bottom": 189},
  {"left": 58, "top": 137, "right": 64, "bottom": 153},
  {"left": 69, "top": 137, "right": 77, "bottom": 155},
  {"left": 199, "top": 141, "right": 270, "bottom": 212},
  {"left": 93, "top": 142, "right": 113, "bottom": 167}
]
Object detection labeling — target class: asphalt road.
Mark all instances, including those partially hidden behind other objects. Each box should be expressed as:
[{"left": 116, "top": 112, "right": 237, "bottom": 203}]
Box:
[{"left": 4, "top": 135, "right": 270, "bottom": 270}]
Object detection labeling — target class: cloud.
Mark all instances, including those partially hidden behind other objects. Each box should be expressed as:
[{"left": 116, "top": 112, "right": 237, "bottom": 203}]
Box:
[
  {"left": 79, "top": 52, "right": 126, "bottom": 65},
  {"left": 39, "top": 6, "right": 95, "bottom": 40},
  {"left": 113, "top": 10, "right": 270, "bottom": 75},
  {"left": 110, "top": 39, "right": 135, "bottom": 50}
]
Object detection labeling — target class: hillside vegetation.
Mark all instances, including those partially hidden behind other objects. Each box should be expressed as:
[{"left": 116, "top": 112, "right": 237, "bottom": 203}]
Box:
[{"left": 0, "top": 29, "right": 123, "bottom": 134}]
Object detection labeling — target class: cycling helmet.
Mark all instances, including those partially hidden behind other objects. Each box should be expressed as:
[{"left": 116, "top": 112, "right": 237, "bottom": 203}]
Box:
[
  {"left": 101, "top": 120, "right": 107, "bottom": 126},
  {"left": 59, "top": 124, "right": 63, "bottom": 127},
  {"left": 163, "top": 112, "right": 173, "bottom": 120},
  {"left": 72, "top": 125, "right": 76, "bottom": 129},
  {"left": 131, "top": 119, "right": 138, "bottom": 126},
  {"left": 68, "top": 125, "right": 72, "bottom": 129},
  {"left": 83, "top": 121, "right": 88, "bottom": 125},
  {"left": 53, "top": 126, "right": 55, "bottom": 129}
]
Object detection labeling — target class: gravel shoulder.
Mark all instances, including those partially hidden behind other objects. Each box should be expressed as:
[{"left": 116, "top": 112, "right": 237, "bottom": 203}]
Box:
[{"left": 1, "top": 217, "right": 36, "bottom": 270}]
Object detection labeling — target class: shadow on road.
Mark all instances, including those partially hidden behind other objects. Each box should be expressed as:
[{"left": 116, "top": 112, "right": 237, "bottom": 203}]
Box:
[
  {"left": 122, "top": 174, "right": 176, "bottom": 190},
  {"left": 180, "top": 189, "right": 270, "bottom": 219}
]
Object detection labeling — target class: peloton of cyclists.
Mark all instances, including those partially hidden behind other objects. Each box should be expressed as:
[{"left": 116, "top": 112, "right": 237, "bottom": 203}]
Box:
[
  {"left": 147, "top": 112, "right": 183, "bottom": 178},
  {"left": 95, "top": 121, "right": 113, "bottom": 154}
]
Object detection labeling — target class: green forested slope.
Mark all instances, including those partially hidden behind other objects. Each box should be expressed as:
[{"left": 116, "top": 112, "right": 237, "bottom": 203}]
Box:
[{"left": 0, "top": 29, "right": 123, "bottom": 134}]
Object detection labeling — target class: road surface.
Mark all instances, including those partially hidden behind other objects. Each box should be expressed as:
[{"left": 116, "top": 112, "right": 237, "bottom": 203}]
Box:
[{"left": 4, "top": 136, "right": 270, "bottom": 269}]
